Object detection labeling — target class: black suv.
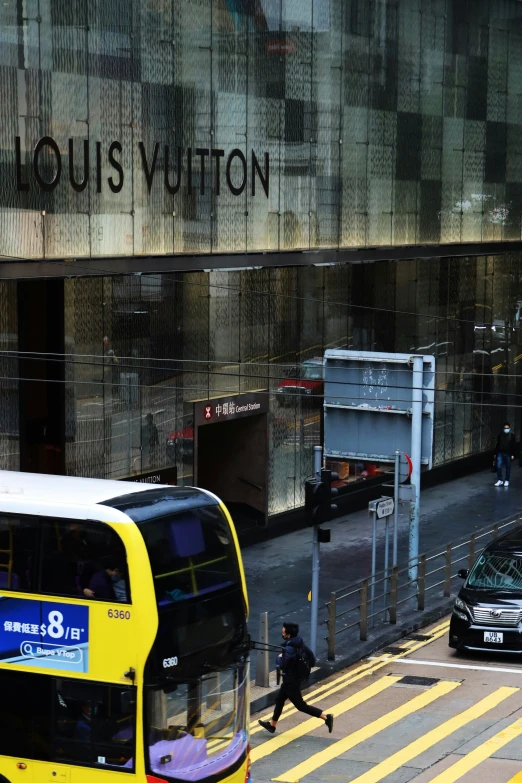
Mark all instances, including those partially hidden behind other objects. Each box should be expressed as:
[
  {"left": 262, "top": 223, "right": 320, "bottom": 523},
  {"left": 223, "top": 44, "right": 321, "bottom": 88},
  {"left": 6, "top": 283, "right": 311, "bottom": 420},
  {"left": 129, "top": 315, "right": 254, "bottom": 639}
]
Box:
[{"left": 450, "top": 528, "right": 522, "bottom": 653}]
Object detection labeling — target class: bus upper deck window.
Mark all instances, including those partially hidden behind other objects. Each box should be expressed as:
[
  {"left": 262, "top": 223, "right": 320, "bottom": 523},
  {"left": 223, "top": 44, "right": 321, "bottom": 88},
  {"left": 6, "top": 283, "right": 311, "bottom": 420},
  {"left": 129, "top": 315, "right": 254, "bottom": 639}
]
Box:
[
  {"left": 0, "top": 515, "right": 38, "bottom": 592},
  {"left": 39, "top": 518, "right": 131, "bottom": 603},
  {"left": 138, "top": 505, "right": 238, "bottom": 604}
]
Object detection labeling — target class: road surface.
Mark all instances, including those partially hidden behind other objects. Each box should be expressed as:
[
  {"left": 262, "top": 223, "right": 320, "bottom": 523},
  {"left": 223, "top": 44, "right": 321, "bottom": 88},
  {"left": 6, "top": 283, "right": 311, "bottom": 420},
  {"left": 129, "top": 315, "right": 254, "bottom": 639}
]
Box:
[{"left": 251, "top": 615, "right": 522, "bottom": 783}]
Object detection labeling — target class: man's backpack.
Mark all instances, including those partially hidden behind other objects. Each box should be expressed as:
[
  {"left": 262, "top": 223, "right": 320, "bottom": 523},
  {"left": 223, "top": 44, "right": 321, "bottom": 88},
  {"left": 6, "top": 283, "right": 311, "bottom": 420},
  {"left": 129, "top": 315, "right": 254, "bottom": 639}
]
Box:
[{"left": 295, "top": 644, "right": 316, "bottom": 681}]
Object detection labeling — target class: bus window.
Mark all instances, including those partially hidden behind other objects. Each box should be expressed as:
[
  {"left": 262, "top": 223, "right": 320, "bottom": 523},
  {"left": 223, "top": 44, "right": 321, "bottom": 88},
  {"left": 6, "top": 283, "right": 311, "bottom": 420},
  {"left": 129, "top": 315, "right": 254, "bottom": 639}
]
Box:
[
  {"left": 0, "top": 515, "right": 38, "bottom": 592},
  {"left": 0, "top": 669, "right": 53, "bottom": 761},
  {"left": 145, "top": 665, "right": 248, "bottom": 781},
  {"left": 40, "top": 518, "right": 131, "bottom": 603},
  {"left": 138, "top": 504, "right": 239, "bottom": 604},
  {"left": 53, "top": 679, "right": 136, "bottom": 770}
]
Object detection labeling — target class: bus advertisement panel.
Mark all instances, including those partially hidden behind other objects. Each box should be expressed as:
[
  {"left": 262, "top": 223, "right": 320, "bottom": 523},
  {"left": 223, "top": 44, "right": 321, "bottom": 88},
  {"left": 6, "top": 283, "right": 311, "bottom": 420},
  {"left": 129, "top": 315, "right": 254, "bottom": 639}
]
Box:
[{"left": 0, "top": 597, "right": 89, "bottom": 671}]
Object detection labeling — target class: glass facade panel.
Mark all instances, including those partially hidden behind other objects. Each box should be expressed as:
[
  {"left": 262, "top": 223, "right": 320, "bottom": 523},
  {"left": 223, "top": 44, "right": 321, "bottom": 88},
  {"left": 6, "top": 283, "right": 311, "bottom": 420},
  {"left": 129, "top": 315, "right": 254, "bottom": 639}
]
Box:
[
  {"left": 56, "top": 253, "right": 522, "bottom": 514},
  {"left": 3, "top": 0, "right": 522, "bottom": 259}
]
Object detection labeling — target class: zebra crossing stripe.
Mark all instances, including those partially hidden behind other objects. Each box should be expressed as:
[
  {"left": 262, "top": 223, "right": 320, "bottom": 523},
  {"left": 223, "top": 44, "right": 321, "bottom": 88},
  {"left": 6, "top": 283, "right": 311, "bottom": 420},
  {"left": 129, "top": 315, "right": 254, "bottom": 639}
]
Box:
[
  {"left": 429, "top": 714, "right": 522, "bottom": 783},
  {"left": 348, "top": 685, "right": 519, "bottom": 783},
  {"left": 272, "top": 680, "right": 460, "bottom": 783},
  {"left": 250, "top": 674, "right": 400, "bottom": 764}
]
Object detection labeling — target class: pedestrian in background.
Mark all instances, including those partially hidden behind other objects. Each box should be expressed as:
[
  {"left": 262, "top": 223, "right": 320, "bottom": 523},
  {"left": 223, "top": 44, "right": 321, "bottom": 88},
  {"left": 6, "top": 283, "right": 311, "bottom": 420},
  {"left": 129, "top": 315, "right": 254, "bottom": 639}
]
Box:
[
  {"left": 258, "top": 621, "right": 333, "bottom": 735},
  {"left": 494, "top": 422, "right": 517, "bottom": 487}
]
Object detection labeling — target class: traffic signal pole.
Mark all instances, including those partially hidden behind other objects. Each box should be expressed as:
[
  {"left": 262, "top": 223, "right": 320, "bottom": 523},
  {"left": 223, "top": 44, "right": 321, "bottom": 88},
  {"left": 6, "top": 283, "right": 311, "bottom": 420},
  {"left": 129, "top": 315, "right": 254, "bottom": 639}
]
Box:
[
  {"left": 310, "top": 445, "right": 322, "bottom": 655},
  {"left": 409, "top": 355, "right": 423, "bottom": 581}
]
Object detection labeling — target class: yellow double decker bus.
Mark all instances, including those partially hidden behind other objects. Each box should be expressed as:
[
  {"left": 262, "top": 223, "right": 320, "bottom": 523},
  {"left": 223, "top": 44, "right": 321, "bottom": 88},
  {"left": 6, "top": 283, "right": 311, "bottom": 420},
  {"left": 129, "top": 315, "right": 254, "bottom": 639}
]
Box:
[{"left": 0, "top": 472, "right": 250, "bottom": 783}]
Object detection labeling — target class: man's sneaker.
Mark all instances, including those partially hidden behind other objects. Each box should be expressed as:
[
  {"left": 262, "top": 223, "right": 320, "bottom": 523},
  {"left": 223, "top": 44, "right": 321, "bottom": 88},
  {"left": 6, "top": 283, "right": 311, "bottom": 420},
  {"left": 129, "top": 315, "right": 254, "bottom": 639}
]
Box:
[
  {"left": 505, "top": 481, "right": 510, "bottom": 487},
  {"left": 258, "top": 720, "right": 275, "bottom": 734},
  {"left": 325, "top": 714, "right": 334, "bottom": 733},
  {"left": 495, "top": 480, "right": 504, "bottom": 486}
]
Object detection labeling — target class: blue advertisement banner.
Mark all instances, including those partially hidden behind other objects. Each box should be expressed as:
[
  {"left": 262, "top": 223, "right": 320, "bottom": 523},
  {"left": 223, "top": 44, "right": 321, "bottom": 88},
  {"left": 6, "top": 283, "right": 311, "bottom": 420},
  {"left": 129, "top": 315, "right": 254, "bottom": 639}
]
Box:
[{"left": 0, "top": 595, "right": 89, "bottom": 672}]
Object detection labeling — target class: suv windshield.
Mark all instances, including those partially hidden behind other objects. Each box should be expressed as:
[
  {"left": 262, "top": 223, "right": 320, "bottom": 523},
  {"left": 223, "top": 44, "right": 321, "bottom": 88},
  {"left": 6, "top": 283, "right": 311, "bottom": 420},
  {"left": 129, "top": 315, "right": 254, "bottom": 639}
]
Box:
[
  {"left": 468, "top": 553, "right": 522, "bottom": 590},
  {"left": 138, "top": 504, "right": 239, "bottom": 605},
  {"left": 146, "top": 664, "right": 248, "bottom": 782}
]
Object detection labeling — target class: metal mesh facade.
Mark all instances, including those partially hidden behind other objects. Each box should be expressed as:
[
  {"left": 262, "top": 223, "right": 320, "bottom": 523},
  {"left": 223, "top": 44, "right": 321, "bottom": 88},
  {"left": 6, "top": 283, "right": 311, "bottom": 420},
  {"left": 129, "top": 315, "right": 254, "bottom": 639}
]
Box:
[
  {"left": 59, "top": 255, "right": 522, "bottom": 514},
  {"left": 3, "top": 0, "right": 522, "bottom": 260},
  {"left": 0, "top": 283, "right": 19, "bottom": 471}
]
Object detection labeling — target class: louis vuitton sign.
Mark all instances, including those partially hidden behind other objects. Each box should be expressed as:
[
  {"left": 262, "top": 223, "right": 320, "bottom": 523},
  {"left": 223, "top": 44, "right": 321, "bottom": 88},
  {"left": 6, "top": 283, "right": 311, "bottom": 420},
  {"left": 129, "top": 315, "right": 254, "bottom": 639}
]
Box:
[{"left": 15, "top": 136, "right": 270, "bottom": 198}]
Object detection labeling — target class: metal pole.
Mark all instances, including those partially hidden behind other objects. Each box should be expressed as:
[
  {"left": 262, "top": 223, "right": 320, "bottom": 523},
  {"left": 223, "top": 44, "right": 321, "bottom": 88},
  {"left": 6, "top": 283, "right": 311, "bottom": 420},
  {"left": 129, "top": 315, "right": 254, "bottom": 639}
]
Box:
[
  {"left": 310, "top": 445, "right": 322, "bottom": 655},
  {"left": 255, "top": 612, "right": 270, "bottom": 687},
  {"left": 127, "top": 380, "right": 132, "bottom": 475},
  {"left": 327, "top": 592, "right": 336, "bottom": 661},
  {"left": 383, "top": 514, "right": 390, "bottom": 620},
  {"left": 370, "top": 508, "right": 377, "bottom": 625},
  {"left": 393, "top": 449, "right": 400, "bottom": 567},
  {"left": 409, "top": 355, "right": 423, "bottom": 581}
]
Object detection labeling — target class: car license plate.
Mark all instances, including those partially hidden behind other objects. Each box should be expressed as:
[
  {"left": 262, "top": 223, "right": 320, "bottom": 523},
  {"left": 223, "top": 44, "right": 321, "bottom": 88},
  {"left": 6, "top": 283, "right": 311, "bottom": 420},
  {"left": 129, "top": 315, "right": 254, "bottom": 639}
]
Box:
[{"left": 484, "top": 631, "right": 503, "bottom": 644}]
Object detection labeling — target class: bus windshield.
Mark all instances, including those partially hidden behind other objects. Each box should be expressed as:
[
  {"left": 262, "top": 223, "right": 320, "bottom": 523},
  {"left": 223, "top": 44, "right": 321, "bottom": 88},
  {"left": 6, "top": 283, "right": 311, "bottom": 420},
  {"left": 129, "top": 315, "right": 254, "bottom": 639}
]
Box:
[
  {"left": 138, "top": 503, "right": 239, "bottom": 605},
  {"left": 145, "top": 664, "right": 249, "bottom": 782}
]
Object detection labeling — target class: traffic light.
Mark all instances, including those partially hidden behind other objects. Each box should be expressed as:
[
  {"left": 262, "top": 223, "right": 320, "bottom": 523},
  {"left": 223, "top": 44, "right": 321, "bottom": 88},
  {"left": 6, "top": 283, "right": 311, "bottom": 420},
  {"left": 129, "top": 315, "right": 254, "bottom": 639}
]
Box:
[
  {"left": 304, "top": 477, "right": 324, "bottom": 526},
  {"left": 320, "top": 468, "right": 339, "bottom": 521},
  {"left": 304, "top": 469, "right": 339, "bottom": 526}
]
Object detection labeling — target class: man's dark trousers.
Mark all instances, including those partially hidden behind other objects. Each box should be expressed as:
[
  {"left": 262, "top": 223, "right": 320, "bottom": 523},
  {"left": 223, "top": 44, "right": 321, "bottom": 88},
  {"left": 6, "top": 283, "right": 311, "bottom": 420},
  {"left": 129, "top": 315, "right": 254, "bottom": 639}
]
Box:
[
  {"left": 497, "top": 452, "right": 511, "bottom": 482},
  {"left": 272, "top": 679, "right": 322, "bottom": 721}
]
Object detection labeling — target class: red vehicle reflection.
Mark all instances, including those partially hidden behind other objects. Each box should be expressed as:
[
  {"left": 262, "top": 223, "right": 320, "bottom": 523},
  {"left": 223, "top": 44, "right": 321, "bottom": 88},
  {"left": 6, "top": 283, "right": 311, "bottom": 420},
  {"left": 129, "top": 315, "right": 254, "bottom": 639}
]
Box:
[
  {"left": 276, "top": 358, "right": 324, "bottom": 406},
  {"left": 166, "top": 419, "right": 194, "bottom": 461}
]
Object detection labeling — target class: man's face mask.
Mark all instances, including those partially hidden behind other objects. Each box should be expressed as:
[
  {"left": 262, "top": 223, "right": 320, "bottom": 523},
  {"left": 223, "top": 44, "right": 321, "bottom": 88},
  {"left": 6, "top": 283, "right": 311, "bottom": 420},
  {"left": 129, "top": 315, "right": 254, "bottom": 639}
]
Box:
[{"left": 505, "top": 428, "right": 511, "bottom": 433}]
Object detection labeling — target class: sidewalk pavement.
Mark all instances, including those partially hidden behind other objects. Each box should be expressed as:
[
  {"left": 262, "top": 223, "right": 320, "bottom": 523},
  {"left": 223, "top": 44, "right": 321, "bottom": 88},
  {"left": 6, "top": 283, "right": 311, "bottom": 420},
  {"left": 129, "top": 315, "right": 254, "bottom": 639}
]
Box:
[{"left": 243, "top": 464, "right": 522, "bottom": 684}]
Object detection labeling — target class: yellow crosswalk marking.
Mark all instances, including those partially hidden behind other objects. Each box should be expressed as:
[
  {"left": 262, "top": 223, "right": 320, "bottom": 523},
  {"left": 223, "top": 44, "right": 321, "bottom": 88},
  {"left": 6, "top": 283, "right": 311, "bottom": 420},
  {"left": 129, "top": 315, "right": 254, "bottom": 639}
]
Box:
[
  {"left": 429, "top": 716, "right": 522, "bottom": 783},
  {"left": 272, "top": 680, "right": 460, "bottom": 783},
  {"left": 347, "top": 686, "right": 519, "bottom": 783},
  {"left": 250, "top": 674, "right": 400, "bottom": 765},
  {"left": 507, "top": 772, "right": 522, "bottom": 782},
  {"left": 250, "top": 620, "right": 450, "bottom": 734}
]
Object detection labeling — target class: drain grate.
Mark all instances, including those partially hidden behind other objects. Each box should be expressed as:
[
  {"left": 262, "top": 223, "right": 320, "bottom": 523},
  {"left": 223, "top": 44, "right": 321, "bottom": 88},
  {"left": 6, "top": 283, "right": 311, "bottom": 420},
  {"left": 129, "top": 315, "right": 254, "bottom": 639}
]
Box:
[
  {"left": 397, "top": 676, "right": 440, "bottom": 687},
  {"left": 406, "top": 634, "right": 431, "bottom": 641},
  {"left": 383, "top": 646, "right": 407, "bottom": 655}
]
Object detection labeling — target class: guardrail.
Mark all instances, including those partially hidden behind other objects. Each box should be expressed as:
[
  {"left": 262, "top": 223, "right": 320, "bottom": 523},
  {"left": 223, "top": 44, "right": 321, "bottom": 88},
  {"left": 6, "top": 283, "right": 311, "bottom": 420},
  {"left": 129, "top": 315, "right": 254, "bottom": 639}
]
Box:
[{"left": 325, "top": 513, "right": 522, "bottom": 660}]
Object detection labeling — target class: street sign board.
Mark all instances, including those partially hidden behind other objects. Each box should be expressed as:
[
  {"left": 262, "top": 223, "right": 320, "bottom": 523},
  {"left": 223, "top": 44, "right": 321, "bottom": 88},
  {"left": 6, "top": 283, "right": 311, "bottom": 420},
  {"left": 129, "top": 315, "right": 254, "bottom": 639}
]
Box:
[
  {"left": 376, "top": 497, "right": 394, "bottom": 518},
  {"left": 324, "top": 350, "right": 435, "bottom": 468},
  {"left": 368, "top": 496, "right": 395, "bottom": 518}
]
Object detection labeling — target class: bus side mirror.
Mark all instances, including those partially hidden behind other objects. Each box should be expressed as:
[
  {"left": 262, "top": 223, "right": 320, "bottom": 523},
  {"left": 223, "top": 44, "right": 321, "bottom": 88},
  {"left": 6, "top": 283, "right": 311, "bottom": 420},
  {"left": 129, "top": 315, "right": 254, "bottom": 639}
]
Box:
[{"left": 457, "top": 569, "right": 469, "bottom": 580}]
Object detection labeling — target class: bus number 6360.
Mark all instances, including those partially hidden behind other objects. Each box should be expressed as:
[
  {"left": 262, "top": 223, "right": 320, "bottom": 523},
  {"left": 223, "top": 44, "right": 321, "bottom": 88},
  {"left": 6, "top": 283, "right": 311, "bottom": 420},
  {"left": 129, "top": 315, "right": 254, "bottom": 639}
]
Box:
[
  {"left": 108, "top": 609, "right": 131, "bottom": 619},
  {"left": 163, "top": 657, "right": 178, "bottom": 668}
]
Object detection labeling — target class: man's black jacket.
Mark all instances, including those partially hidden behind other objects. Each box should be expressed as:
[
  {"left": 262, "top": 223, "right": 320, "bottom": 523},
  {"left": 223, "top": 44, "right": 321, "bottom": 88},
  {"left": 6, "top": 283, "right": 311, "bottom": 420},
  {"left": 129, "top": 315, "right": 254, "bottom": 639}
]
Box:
[
  {"left": 495, "top": 431, "right": 517, "bottom": 456},
  {"left": 278, "top": 636, "right": 305, "bottom": 684}
]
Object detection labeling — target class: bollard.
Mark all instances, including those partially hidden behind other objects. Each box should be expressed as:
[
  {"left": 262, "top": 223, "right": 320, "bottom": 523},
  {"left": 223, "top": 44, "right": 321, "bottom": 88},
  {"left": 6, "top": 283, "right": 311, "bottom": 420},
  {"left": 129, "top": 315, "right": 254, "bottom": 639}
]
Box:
[
  {"left": 255, "top": 612, "right": 270, "bottom": 688},
  {"left": 327, "top": 593, "right": 336, "bottom": 661},
  {"left": 417, "top": 555, "right": 426, "bottom": 611}
]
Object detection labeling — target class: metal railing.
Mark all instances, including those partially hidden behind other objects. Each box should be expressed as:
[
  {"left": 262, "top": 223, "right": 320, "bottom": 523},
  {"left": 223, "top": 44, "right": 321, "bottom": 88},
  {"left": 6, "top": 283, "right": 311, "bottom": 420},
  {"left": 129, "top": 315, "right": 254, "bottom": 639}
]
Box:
[{"left": 325, "top": 513, "right": 522, "bottom": 661}]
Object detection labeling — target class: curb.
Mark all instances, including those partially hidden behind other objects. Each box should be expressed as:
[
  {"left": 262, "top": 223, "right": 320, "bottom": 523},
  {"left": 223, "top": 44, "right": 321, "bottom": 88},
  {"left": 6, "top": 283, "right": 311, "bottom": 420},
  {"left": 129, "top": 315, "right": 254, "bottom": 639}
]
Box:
[{"left": 250, "top": 597, "right": 455, "bottom": 714}]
